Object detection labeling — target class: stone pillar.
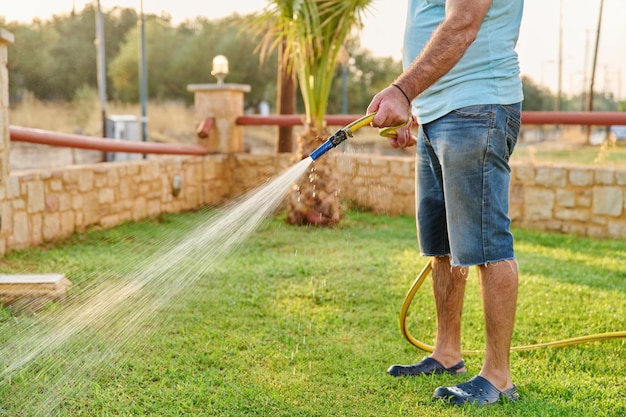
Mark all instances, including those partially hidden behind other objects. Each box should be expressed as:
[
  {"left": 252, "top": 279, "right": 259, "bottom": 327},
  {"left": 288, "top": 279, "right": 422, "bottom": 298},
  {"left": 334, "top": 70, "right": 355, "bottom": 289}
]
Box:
[
  {"left": 187, "top": 83, "right": 250, "bottom": 153},
  {"left": 0, "top": 29, "right": 14, "bottom": 185}
]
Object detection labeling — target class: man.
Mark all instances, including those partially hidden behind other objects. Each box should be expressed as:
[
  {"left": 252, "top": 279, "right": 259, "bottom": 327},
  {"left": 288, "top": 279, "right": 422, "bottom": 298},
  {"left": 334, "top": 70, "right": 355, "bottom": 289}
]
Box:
[{"left": 367, "top": 0, "right": 524, "bottom": 406}]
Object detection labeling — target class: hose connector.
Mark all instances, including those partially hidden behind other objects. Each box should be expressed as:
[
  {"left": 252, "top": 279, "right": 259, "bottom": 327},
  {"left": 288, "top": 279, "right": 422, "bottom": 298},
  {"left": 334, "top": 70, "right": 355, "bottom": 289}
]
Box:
[{"left": 309, "top": 129, "right": 352, "bottom": 161}]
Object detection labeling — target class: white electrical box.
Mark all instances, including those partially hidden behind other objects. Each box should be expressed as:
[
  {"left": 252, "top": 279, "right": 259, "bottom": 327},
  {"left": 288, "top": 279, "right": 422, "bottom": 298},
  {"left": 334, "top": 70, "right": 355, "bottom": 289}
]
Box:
[{"left": 105, "top": 115, "right": 141, "bottom": 162}]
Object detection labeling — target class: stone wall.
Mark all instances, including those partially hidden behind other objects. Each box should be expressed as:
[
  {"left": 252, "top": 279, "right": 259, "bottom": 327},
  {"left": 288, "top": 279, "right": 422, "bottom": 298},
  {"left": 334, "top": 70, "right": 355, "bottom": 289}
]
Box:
[
  {"left": 0, "top": 154, "right": 296, "bottom": 255},
  {"left": 332, "top": 154, "right": 626, "bottom": 239},
  {"left": 509, "top": 162, "right": 626, "bottom": 238},
  {"left": 0, "top": 153, "right": 625, "bottom": 256},
  {"left": 336, "top": 155, "right": 626, "bottom": 238},
  {"left": 0, "top": 157, "right": 224, "bottom": 254},
  {"left": 333, "top": 154, "right": 415, "bottom": 215}
]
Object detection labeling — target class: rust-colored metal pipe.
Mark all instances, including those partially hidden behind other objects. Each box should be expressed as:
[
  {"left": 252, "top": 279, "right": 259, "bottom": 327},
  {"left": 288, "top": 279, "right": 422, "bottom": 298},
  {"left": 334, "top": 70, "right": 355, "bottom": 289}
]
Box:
[
  {"left": 10, "top": 126, "right": 209, "bottom": 156},
  {"left": 195, "top": 117, "right": 214, "bottom": 139},
  {"left": 521, "top": 111, "right": 626, "bottom": 126},
  {"left": 236, "top": 114, "right": 363, "bottom": 127},
  {"left": 237, "top": 112, "right": 626, "bottom": 128},
  {"left": 10, "top": 112, "right": 626, "bottom": 155}
]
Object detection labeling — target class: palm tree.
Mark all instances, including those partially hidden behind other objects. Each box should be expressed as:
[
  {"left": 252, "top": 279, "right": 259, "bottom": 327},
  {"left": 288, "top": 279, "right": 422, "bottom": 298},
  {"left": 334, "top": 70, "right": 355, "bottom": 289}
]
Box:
[{"left": 258, "top": 0, "right": 373, "bottom": 226}]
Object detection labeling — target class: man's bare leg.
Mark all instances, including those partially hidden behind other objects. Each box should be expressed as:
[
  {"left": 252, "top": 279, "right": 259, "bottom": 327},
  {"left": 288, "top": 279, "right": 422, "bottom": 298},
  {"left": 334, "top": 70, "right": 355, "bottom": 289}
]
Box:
[
  {"left": 477, "top": 259, "right": 518, "bottom": 391},
  {"left": 430, "top": 255, "right": 467, "bottom": 372}
]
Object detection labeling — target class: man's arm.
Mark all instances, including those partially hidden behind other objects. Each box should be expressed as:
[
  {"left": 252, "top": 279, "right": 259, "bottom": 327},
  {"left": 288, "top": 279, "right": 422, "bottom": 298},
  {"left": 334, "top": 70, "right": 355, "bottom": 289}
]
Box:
[{"left": 368, "top": 0, "right": 493, "bottom": 129}]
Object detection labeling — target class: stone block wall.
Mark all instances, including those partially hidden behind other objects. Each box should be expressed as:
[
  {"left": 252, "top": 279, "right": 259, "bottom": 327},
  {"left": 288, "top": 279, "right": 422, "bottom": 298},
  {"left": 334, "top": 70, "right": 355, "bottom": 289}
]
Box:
[
  {"left": 333, "top": 154, "right": 415, "bottom": 215},
  {"left": 227, "top": 153, "right": 293, "bottom": 197},
  {"left": 332, "top": 154, "right": 626, "bottom": 240},
  {"left": 0, "top": 156, "right": 228, "bottom": 254},
  {"left": 0, "top": 154, "right": 295, "bottom": 255},
  {"left": 509, "top": 162, "right": 626, "bottom": 238},
  {"left": 0, "top": 153, "right": 625, "bottom": 256}
]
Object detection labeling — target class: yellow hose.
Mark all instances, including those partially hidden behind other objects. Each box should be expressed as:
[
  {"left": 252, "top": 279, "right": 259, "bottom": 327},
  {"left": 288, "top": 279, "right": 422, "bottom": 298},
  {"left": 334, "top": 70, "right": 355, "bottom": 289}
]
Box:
[
  {"left": 345, "top": 113, "right": 403, "bottom": 139},
  {"left": 400, "top": 260, "right": 626, "bottom": 354}
]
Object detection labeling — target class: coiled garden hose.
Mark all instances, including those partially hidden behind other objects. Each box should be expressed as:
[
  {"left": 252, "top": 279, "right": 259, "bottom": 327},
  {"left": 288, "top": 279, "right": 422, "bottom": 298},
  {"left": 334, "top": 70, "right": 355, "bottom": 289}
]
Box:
[{"left": 400, "top": 260, "right": 626, "bottom": 354}]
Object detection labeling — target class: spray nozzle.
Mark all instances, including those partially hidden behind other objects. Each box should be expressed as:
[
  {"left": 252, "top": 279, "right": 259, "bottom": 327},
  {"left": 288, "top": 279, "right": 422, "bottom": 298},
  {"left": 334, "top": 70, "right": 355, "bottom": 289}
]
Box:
[
  {"left": 308, "top": 113, "right": 406, "bottom": 161},
  {"left": 309, "top": 128, "right": 352, "bottom": 161},
  {"left": 329, "top": 129, "right": 352, "bottom": 146}
]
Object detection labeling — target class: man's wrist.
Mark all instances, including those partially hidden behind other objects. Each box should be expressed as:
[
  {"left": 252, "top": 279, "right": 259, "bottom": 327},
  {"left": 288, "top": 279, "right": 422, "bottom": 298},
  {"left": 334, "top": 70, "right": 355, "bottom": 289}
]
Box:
[{"left": 391, "top": 83, "right": 412, "bottom": 105}]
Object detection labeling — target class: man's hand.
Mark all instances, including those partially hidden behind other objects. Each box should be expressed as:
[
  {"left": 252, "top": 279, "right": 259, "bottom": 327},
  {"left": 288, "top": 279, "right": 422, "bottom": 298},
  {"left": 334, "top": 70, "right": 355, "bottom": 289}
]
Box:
[
  {"left": 388, "top": 118, "right": 417, "bottom": 149},
  {"left": 367, "top": 84, "right": 412, "bottom": 129}
]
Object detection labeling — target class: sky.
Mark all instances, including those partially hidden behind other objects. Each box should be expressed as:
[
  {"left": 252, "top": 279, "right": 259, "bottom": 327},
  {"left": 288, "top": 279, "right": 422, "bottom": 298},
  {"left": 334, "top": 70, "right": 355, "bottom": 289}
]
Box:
[{"left": 2, "top": 0, "right": 625, "bottom": 100}]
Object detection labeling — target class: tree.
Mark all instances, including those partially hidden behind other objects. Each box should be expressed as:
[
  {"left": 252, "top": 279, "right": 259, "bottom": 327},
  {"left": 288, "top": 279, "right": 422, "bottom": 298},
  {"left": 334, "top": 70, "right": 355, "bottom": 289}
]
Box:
[
  {"left": 4, "top": 5, "right": 401, "bottom": 123},
  {"left": 108, "top": 15, "right": 182, "bottom": 101},
  {"left": 276, "top": 36, "right": 297, "bottom": 153},
  {"left": 521, "top": 76, "right": 555, "bottom": 111},
  {"left": 326, "top": 45, "right": 401, "bottom": 114},
  {"left": 203, "top": 16, "right": 278, "bottom": 109},
  {"left": 258, "top": 0, "right": 374, "bottom": 227},
  {"left": 102, "top": 7, "right": 141, "bottom": 99},
  {"left": 46, "top": 8, "right": 99, "bottom": 100},
  {"left": 6, "top": 8, "right": 398, "bottom": 115},
  {"left": 109, "top": 14, "right": 278, "bottom": 106},
  {"left": 5, "top": 21, "right": 57, "bottom": 101},
  {"left": 6, "top": 5, "right": 137, "bottom": 102}
]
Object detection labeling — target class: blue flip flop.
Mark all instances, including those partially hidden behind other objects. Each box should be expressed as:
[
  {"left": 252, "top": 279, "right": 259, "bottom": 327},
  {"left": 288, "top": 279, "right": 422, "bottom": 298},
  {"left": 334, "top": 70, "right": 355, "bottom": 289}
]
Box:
[
  {"left": 433, "top": 375, "right": 519, "bottom": 405},
  {"left": 387, "top": 357, "right": 466, "bottom": 377}
]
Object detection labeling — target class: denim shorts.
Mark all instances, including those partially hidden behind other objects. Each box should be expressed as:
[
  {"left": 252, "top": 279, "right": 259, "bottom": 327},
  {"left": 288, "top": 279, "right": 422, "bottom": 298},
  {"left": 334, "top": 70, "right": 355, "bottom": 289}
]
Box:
[{"left": 415, "top": 103, "right": 521, "bottom": 267}]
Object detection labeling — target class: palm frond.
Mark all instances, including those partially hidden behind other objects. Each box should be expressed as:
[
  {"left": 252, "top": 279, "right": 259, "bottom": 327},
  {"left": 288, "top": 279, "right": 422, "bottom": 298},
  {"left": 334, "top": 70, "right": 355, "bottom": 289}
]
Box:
[{"left": 256, "top": 0, "right": 374, "bottom": 131}]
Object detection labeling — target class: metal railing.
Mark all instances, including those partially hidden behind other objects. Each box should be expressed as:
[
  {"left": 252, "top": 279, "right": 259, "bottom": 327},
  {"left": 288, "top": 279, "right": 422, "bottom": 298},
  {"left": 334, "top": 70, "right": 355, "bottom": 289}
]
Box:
[
  {"left": 9, "top": 112, "right": 626, "bottom": 155},
  {"left": 236, "top": 111, "right": 626, "bottom": 127},
  {"left": 9, "top": 126, "right": 208, "bottom": 156}
]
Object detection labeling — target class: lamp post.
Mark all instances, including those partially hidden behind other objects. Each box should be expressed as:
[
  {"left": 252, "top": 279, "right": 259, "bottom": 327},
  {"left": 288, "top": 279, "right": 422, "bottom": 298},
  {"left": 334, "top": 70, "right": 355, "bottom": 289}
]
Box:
[
  {"left": 586, "top": 0, "right": 605, "bottom": 144},
  {"left": 187, "top": 54, "right": 249, "bottom": 153},
  {"left": 556, "top": 0, "right": 563, "bottom": 112},
  {"left": 139, "top": 0, "right": 148, "bottom": 158},
  {"left": 211, "top": 55, "right": 229, "bottom": 84},
  {"left": 95, "top": 0, "right": 106, "bottom": 138}
]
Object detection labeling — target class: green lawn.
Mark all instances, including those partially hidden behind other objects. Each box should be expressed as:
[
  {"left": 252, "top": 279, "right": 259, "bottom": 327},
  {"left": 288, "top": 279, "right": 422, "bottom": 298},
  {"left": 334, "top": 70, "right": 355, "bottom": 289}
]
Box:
[
  {"left": 511, "top": 141, "right": 626, "bottom": 166},
  {"left": 0, "top": 209, "right": 624, "bottom": 416}
]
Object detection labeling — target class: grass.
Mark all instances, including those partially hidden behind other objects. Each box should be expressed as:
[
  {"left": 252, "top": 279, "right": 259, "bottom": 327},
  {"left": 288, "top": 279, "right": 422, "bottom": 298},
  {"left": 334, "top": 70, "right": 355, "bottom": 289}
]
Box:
[
  {"left": 511, "top": 141, "right": 626, "bottom": 166},
  {"left": 0, "top": 208, "right": 624, "bottom": 416}
]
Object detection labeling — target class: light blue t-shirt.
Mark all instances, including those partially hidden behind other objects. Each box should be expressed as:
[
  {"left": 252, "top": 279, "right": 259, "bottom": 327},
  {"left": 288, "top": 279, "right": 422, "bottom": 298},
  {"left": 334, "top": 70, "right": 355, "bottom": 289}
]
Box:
[{"left": 403, "top": 0, "right": 524, "bottom": 124}]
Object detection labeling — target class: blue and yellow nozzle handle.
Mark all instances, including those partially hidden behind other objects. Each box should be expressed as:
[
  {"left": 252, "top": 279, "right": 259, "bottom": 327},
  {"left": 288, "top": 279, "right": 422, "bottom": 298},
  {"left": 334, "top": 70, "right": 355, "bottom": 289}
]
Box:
[{"left": 309, "top": 113, "right": 405, "bottom": 161}]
